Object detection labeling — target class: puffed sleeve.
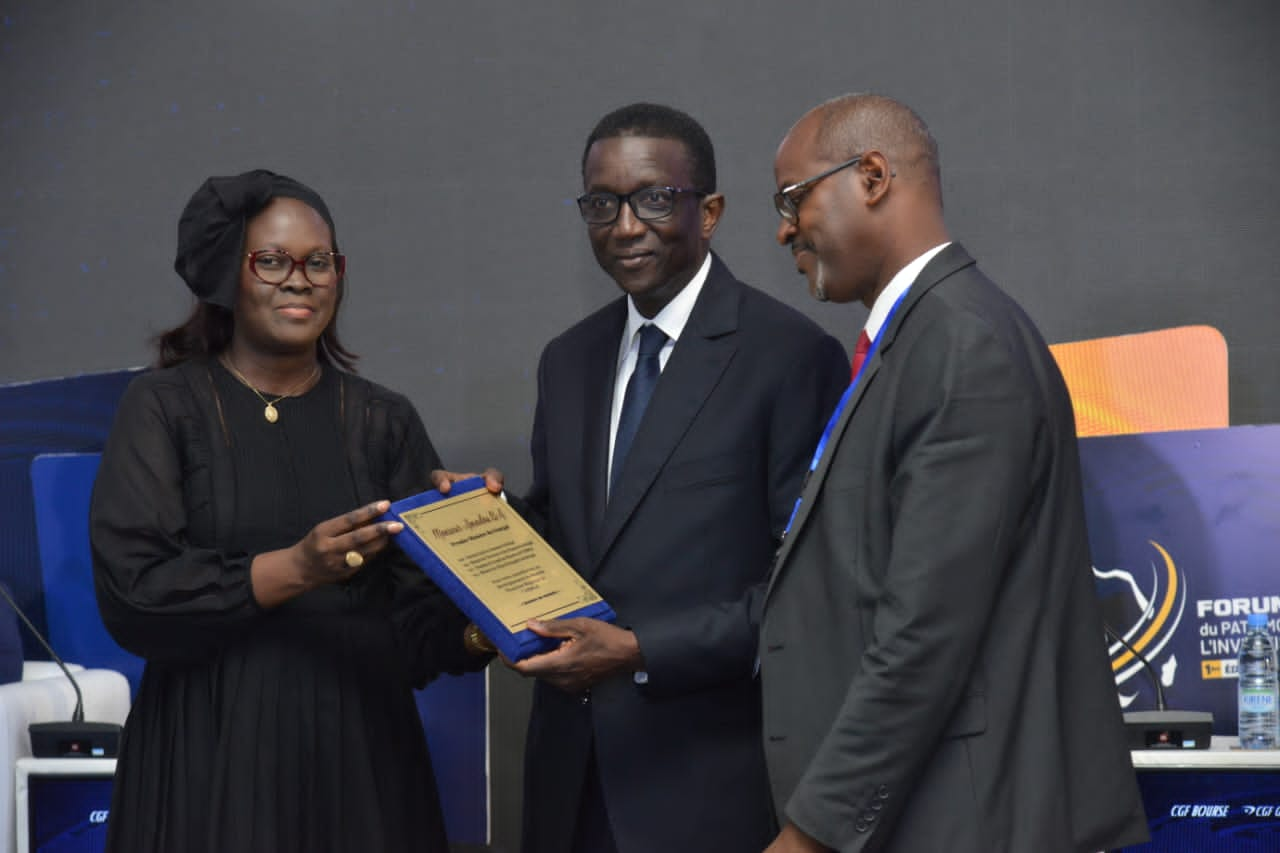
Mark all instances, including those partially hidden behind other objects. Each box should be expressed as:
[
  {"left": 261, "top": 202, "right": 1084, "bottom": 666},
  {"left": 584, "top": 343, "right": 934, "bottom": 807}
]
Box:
[{"left": 90, "top": 374, "right": 262, "bottom": 663}]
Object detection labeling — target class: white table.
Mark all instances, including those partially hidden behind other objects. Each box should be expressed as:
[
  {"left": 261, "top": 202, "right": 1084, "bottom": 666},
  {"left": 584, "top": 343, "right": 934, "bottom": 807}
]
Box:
[
  {"left": 13, "top": 756, "right": 116, "bottom": 853},
  {"left": 1132, "top": 735, "right": 1280, "bottom": 768},
  {"left": 1, "top": 667, "right": 128, "bottom": 853}
]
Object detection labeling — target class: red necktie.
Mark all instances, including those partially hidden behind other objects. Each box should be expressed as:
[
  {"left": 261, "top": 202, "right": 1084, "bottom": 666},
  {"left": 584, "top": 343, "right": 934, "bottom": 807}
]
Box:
[{"left": 850, "top": 330, "right": 872, "bottom": 381}]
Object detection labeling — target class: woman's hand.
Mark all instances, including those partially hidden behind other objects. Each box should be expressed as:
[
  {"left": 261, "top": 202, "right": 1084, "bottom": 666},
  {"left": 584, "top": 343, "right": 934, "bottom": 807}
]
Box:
[
  {"left": 251, "top": 500, "right": 404, "bottom": 607},
  {"left": 292, "top": 499, "right": 403, "bottom": 584}
]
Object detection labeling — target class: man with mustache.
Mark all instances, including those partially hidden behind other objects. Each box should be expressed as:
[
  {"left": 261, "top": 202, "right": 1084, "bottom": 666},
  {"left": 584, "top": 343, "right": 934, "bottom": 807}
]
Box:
[{"left": 758, "top": 93, "right": 1149, "bottom": 853}]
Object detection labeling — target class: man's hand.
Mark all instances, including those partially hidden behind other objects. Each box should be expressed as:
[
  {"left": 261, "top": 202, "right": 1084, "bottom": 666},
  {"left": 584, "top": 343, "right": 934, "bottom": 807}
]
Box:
[
  {"left": 510, "top": 618, "right": 644, "bottom": 693},
  {"left": 764, "top": 823, "right": 828, "bottom": 853},
  {"left": 430, "top": 467, "right": 505, "bottom": 495}
]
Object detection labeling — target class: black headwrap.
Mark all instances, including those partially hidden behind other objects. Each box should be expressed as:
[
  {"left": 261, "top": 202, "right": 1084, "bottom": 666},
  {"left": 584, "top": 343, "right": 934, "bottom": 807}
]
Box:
[{"left": 174, "top": 169, "right": 337, "bottom": 309}]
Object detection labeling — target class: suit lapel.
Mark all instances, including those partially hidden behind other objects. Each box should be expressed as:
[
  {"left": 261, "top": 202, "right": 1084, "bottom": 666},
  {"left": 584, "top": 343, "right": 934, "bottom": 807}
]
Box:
[
  {"left": 765, "top": 244, "right": 977, "bottom": 596},
  {"left": 592, "top": 256, "right": 740, "bottom": 572},
  {"left": 582, "top": 302, "right": 627, "bottom": 563}
]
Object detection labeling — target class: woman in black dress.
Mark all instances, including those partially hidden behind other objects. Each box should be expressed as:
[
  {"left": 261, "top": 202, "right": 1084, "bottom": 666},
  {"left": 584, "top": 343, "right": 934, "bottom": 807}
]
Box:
[{"left": 90, "top": 170, "right": 491, "bottom": 852}]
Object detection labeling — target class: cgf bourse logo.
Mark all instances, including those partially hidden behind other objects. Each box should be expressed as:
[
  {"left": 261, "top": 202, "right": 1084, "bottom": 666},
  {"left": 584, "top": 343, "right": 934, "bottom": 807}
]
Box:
[
  {"left": 1094, "top": 540, "right": 1188, "bottom": 708},
  {"left": 89, "top": 809, "right": 109, "bottom": 824}
]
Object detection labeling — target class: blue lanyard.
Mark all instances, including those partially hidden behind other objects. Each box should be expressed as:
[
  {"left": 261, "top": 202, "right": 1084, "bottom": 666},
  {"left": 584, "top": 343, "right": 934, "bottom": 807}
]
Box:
[{"left": 782, "top": 288, "right": 911, "bottom": 537}]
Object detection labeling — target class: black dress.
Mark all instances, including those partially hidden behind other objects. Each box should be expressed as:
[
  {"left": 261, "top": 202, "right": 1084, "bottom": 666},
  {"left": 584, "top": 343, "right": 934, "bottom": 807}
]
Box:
[{"left": 90, "top": 359, "right": 478, "bottom": 853}]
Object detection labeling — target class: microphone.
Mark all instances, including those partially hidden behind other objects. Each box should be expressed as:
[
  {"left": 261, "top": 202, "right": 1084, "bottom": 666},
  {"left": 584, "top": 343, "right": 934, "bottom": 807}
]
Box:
[
  {"left": 1107, "top": 622, "right": 1169, "bottom": 712},
  {"left": 0, "top": 583, "right": 121, "bottom": 758},
  {"left": 1105, "top": 622, "right": 1212, "bottom": 750}
]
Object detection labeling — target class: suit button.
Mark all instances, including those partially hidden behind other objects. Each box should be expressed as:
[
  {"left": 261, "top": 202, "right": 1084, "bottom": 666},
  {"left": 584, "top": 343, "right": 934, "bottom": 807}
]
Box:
[
  {"left": 580, "top": 689, "right": 591, "bottom": 706},
  {"left": 877, "top": 785, "right": 889, "bottom": 799},
  {"left": 855, "top": 819, "right": 869, "bottom": 832}
]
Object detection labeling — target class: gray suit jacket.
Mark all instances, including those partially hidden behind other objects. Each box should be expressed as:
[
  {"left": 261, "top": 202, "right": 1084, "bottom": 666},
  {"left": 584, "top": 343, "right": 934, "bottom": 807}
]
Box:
[
  {"left": 520, "top": 254, "right": 849, "bottom": 853},
  {"left": 760, "top": 244, "right": 1149, "bottom": 852}
]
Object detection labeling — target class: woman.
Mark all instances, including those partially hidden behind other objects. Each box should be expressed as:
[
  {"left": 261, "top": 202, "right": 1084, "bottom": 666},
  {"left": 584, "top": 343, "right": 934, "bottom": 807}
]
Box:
[{"left": 90, "top": 169, "right": 490, "bottom": 852}]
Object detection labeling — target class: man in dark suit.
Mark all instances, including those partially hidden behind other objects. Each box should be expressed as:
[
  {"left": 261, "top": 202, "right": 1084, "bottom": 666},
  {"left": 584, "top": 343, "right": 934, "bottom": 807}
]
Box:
[
  {"left": 496, "top": 104, "right": 849, "bottom": 852},
  {"left": 759, "top": 94, "right": 1149, "bottom": 853}
]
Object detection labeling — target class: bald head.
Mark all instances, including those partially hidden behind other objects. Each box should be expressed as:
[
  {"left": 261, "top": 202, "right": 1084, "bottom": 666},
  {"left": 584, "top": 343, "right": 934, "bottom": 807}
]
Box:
[
  {"left": 773, "top": 93, "right": 951, "bottom": 307},
  {"left": 809, "top": 93, "right": 942, "bottom": 206}
]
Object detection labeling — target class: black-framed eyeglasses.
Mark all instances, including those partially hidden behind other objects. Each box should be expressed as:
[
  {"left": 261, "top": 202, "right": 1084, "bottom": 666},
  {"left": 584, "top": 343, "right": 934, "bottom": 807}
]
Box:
[
  {"left": 773, "top": 154, "right": 864, "bottom": 223},
  {"left": 245, "top": 250, "right": 346, "bottom": 287},
  {"left": 577, "top": 186, "right": 707, "bottom": 225}
]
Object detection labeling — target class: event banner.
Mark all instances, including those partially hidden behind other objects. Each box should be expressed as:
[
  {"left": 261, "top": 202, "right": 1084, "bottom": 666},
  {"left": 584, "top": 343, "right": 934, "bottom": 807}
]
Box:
[{"left": 1081, "top": 425, "right": 1280, "bottom": 735}]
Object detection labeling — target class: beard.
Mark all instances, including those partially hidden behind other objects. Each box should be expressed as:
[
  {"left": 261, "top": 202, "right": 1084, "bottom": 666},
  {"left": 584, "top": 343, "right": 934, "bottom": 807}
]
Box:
[{"left": 811, "top": 258, "right": 829, "bottom": 302}]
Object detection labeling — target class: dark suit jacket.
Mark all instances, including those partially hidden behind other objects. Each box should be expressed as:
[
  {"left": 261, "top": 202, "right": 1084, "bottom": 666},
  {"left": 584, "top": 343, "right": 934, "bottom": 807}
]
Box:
[
  {"left": 521, "top": 254, "right": 849, "bottom": 853},
  {"left": 759, "top": 245, "right": 1149, "bottom": 853}
]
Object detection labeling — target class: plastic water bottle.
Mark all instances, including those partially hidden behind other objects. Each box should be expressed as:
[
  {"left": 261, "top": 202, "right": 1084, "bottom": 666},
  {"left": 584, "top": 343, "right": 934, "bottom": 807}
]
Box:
[{"left": 1238, "top": 613, "right": 1279, "bottom": 749}]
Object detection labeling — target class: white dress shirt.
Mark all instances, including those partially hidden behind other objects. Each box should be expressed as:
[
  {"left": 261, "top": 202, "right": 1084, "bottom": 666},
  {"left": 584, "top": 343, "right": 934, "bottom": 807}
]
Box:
[{"left": 862, "top": 242, "right": 951, "bottom": 341}]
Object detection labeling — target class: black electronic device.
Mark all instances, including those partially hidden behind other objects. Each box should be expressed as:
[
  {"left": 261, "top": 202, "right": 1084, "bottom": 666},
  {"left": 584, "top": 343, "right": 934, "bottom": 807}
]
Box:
[
  {"left": 27, "top": 721, "right": 121, "bottom": 758},
  {"left": 0, "top": 583, "right": 122, "bottom": 758},
  {"left": 1123, "top": 709, "right": 1214, "bottom": 750},
  {"left": 1108, "top": 624, "right": 1214, "bottom": 750}
]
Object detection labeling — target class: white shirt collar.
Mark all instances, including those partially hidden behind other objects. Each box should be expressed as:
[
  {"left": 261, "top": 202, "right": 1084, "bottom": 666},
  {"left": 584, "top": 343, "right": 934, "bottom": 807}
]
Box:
[
  {"left": 621, "top": 251, "right": 712, "bottom": 349},
  {"left": 608, "top": 252, "right": 713, "bottom": 493},
  {"left": 864, "top": 242, "right": 950, "bottom": 341}
]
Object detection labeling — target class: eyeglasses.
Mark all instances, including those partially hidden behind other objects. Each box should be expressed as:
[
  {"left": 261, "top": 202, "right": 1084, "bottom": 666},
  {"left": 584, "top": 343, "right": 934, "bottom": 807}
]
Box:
[
  {"left": 773, "top": 154, "right": 864, "bottom": 223},
  {"left": 577, "top": 186, "right": 707, "bottom": 225},
  {"left": 245, "top": 250, "right": 346, "bottom": 287}
]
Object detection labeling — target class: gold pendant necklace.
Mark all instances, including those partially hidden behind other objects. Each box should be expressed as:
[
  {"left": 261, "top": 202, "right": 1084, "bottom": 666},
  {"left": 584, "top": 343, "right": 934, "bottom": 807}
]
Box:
[{"left": 221, "top": 357, "right": 321, "bottom": 424}]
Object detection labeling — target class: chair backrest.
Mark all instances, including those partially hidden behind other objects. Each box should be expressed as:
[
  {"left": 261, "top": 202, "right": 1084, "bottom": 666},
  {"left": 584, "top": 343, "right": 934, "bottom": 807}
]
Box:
[
  {"left": 29, "top": 453, "right": 145, "bottom": 696},
  {"left": 1048, "top": 325, "right": 1228, "bottom": 437},
  {"left": 0, "top": 367, "right": 143, "bottom": 660}
]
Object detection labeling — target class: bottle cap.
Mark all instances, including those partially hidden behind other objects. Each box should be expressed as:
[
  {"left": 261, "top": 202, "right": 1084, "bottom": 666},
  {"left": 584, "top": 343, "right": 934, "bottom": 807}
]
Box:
[{"left": 1247, "top": 613, "right": 1270, "bottom": 629}]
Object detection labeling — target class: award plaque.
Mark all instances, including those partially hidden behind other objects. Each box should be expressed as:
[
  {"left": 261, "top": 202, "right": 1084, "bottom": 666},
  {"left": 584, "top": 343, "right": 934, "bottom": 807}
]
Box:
[{"left": 382, "top": 477, "right": 615, "bottom": 661}]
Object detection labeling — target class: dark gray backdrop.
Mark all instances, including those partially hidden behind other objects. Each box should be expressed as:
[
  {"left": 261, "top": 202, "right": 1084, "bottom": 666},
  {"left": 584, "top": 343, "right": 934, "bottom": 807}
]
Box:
[{"left": 3, "top": 1, "right": 1278, "bottom": 849}]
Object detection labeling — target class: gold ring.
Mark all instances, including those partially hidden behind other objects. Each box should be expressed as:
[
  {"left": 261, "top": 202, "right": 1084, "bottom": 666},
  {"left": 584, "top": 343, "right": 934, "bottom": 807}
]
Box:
[{"left": 345, "top": 550, "right": 364, "bottom": 569}]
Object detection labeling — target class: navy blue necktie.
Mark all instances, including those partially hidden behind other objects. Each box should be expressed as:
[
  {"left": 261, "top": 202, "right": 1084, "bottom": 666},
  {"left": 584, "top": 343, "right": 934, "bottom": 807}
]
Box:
[{"left": 611, "top": 324, "right": 667, "bottom": 497}]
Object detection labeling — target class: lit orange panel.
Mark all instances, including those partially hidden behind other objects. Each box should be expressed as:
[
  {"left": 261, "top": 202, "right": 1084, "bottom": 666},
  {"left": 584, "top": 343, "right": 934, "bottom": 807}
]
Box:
[{"left": 1049, "top": 326, "right": 1228, "bottom": 437}]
